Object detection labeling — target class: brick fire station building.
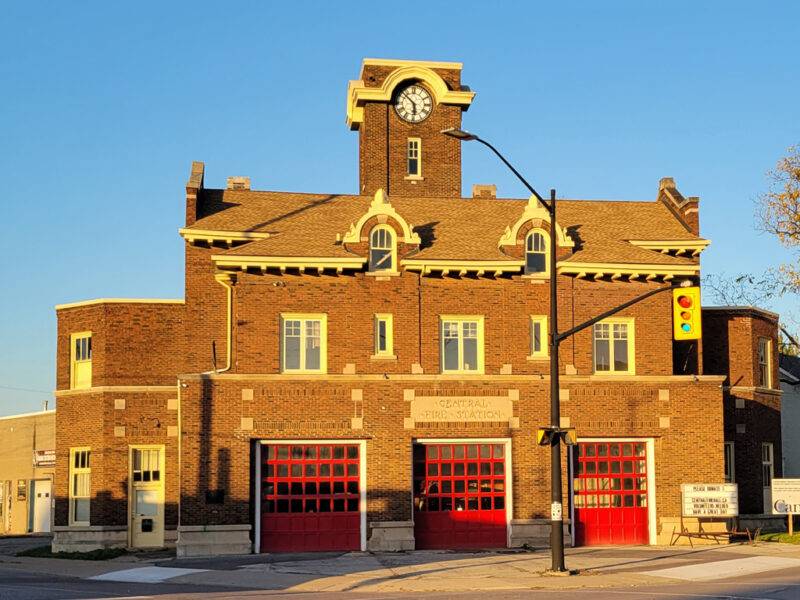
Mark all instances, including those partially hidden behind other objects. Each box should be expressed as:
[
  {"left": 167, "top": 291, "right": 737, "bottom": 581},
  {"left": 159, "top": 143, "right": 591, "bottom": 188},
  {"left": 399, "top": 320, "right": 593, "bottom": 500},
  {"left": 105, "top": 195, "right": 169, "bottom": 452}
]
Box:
[{"left": 53, "top": 59, "right": 781, "bottom": 555}]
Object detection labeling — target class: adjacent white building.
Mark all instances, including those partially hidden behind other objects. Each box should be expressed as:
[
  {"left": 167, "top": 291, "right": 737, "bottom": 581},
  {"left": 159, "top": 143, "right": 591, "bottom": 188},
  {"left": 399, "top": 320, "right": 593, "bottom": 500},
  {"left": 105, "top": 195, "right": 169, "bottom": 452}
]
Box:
[{"left": 780, "top": 354, "right": 800, "bottom": 476}]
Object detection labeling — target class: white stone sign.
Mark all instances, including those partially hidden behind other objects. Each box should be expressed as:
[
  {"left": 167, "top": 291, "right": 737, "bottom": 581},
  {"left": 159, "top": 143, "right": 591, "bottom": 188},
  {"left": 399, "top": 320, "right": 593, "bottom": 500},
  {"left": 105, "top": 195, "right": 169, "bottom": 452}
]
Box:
[
  {"left": 771, "top": 479, "right": 800, "bottom": 514},
  {"left": 681, "top": 483, "right": 739, "bottom": 517},
  {"left": 410, "top": 396, "right": 513, "bottom": 423}
]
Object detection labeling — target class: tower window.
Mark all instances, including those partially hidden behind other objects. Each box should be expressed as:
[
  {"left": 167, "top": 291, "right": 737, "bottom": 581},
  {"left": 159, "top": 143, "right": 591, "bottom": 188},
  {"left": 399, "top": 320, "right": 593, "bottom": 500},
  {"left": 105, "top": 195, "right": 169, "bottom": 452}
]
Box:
[
  {"left": 369, "top": 226, "right": 395, "bottom": 272},
  {"left": 407, "top": 138, "right": 421, "bottom": 177},
  {"left": 525, "top": 231, "right": 547, "bottom": 274}
]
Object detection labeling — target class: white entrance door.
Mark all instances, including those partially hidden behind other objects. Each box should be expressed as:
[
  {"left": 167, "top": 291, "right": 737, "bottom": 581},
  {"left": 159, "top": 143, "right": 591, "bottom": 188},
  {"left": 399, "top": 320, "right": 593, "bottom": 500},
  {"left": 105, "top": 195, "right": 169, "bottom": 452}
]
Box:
[
  {"left": 31, "top": 480, "right": 52, "bottom": 533},
  {"left": 130, "top": 447, "right": 165, "bottom": 548},
  {"left": 763, "top": 443, "right": 774, "bottom": 513}
]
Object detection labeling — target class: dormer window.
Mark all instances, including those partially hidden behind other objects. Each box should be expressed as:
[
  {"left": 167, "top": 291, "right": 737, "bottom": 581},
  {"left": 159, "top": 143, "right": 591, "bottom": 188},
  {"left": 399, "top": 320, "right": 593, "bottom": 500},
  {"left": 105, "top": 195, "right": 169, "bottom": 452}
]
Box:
[
  {"left": 369, "top": 226, "right": 395, "bottom": 272},
  {"left": 525, "top": 231, "right": 547, "bottom": 274}
]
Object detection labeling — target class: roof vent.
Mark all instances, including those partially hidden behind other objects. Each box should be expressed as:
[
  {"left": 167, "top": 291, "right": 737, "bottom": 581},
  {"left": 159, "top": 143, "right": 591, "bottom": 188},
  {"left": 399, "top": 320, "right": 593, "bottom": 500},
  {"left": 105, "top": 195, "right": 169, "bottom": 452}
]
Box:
[
  {"left": 472, "top": 184, "right": 497, "bottom": 199},
  {"left": 227, "top": 176, "right": 251, "bottom": 191}
]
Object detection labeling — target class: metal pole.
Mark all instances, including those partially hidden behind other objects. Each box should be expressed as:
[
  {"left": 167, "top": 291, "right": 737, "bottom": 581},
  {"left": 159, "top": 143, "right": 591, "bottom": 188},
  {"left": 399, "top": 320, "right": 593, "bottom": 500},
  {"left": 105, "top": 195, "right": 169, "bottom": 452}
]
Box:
[{"left": 548, "top": 188, "right": 566, "bottom": 572}]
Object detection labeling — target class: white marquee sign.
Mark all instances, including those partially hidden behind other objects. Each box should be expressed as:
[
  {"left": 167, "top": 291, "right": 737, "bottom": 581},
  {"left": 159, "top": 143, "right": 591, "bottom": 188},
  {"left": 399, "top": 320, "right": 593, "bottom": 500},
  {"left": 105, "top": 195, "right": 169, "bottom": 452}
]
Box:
[
  {"left": 681, "top": 483, "right": 739, "bottom": 517},
  {"left": 771, "top": 479, "right": 800, "bottom": 515}
]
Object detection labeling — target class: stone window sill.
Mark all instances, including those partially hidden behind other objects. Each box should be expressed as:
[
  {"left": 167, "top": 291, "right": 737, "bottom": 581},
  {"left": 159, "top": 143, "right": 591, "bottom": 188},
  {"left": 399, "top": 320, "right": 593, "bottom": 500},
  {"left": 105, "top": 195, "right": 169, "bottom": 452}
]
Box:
[
  {"left": 365, "top": 271, "right": 401, "bottom": 278},
  {"left": 404, "top": 175, "right": 424, "bottom": 181},
  {"left": 527, "top": 355, "right": 549, "bottom": 361},
  {"left": 370, "top": 354, "right": 398, "bottom": 361}
]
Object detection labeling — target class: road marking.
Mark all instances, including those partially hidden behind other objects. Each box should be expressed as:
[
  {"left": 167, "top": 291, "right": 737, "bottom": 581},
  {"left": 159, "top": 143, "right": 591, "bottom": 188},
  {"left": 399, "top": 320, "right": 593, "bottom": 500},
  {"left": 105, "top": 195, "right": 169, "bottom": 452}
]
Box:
[
  {"left": 643, "top": 556, "right": 800, "bottom": 581},
  {"left": 90, "top": 566, "right": 207, "bottom": 583}
]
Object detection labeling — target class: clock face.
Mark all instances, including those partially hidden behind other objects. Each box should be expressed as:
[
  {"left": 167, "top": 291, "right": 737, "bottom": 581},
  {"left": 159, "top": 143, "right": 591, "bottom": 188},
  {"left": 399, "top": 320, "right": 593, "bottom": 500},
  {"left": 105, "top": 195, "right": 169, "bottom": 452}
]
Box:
[{"left": 394, "top": 84, "right": 433, "bottom": 123}]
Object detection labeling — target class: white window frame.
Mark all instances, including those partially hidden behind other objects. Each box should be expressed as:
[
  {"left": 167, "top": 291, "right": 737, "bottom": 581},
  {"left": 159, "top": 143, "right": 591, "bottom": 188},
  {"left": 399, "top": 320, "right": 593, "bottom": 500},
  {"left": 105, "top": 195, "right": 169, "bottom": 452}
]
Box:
[
  {"left": 255, "top": 439, "right": 368, "bottom": 553},
  {"left": 280, "top": 314, "right": 327, "bottom": 374},
  {"left": 592, "top": 318, "right": 636, "bottom": 375},
  {"left": 439, "top": 315, "right": 485, "bottom": 374},
  {"left": 69, "top": 447, "right": 91, "bottom": 526},
  {"left": 524, "top": 230, "right": 549, "bottom": 276},
  {"left": 758, "top": 337, "right": 772, "bottom": 388},
  {"left": 70, "top": 331, "right": 92, "bottom": 390},
  {"left": 763, "top": 442, "right": 774, "bottom": 512},
  {"left": 406, "top": 137, "right": 422, "bottom": 178},
  {"left": 368, "top": 225, "right": 396, "bottom": 272},
  {"left": 528, "top": 315, "right": 548, "bottom": 359},
  {"left": 724, "top": 441, "right": 735, "bottom": 483},
  {"left": 372, "top": 314, "right": 395, "bottom": 358}
]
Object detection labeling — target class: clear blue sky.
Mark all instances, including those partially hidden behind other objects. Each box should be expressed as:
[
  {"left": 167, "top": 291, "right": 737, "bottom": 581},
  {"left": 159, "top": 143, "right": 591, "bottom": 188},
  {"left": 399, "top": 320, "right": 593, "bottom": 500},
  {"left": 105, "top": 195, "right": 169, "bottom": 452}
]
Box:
[{"left": 1, "top": 1, "right": 798, "bottom": 416}]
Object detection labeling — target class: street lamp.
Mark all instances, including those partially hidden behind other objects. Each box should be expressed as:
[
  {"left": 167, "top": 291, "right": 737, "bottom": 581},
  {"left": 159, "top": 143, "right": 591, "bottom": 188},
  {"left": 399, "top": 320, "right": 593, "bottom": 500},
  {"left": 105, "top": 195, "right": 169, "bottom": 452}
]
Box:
[
  {"left": 442, "top": 127, "right": 696, "bottom": 573},
  {"left": 442, "top": 126, "right": 567, "bottom": 572}
]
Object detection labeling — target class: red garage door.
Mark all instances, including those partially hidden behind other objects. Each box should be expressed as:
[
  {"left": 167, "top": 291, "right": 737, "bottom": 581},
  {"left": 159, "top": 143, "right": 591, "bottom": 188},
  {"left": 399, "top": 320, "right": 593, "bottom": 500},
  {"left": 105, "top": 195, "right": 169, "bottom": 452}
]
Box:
[
  {"left": 260, "top": 443, "right": 361, "bottom": 552},
  {"left": 573, "top": 441, "right": 649, "bottom": 546},
  {"left": 413, "top": 443, "right": 507, "bottom": 549}
]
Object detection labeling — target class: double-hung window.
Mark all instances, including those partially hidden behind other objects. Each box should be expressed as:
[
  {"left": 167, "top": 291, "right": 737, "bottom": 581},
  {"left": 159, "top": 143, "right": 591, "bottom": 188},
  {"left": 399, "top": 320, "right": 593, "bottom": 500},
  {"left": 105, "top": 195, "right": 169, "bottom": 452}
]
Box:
[
  {"left": 69, "top": 448, "right": 91, "bottom": 526},
  {"left": 70, "top": 332, "right": 92, "bottom": 389},
  {"left": 440, "top": 316, "right": 484, "bottom": 374},
  {"left": 373, "top": 314, "right": 394, "bottom": 358},
  {"left": 593, "top": 318, "right": 635, "bottom": 374},
  {"left": 281, "top": 314, "right": 327, "bottom": 373},
  {"left": 724, "top": 442, "right": 735, "bottom": 483},
  {"left": 407, "top": 138, "right": 421, "bottom": 177},
  {"left": 758, "top": 337, "right": 772, "bottom": 388},
  {"left": 529, "top": 315, "right": 548, "bottom": 359}
]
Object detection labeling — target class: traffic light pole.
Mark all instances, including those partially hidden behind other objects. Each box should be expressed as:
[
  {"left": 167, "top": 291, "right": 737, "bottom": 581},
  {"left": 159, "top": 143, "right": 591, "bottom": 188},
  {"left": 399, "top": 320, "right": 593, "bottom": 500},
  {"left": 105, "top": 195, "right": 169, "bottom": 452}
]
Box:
[
  {"left": 548, "top": 189, "right": 565, "bottom": 572},
  {"left": 440, "top": 127, "right": 694, "bottom": 574}
]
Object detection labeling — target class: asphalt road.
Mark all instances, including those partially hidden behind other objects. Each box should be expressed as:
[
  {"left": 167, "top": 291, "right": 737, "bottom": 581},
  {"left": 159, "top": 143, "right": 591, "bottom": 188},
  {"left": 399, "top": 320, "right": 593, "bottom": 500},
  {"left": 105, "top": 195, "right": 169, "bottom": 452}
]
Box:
[{"left": 2, "top": 567, "right": 800, "bottom": 600}]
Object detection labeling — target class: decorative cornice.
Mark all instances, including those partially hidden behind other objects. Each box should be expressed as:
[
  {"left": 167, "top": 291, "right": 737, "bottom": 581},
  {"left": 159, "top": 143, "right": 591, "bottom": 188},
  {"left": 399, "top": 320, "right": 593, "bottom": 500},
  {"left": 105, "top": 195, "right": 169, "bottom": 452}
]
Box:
[
  {"left": 403, "top": 259, "right": 523, "bottom": 277},
  {"left": 178, "top": 372, "right": 726, "bottom": 384},
  {"left": 54, "top": 385, "right": 177, "bottom": 397},
  {"left": 627, "top": 239, "right": 710, "bottom": 257},
  {"left": 557, "top": 261, "right": 699, "bottom": 282},
  {"left": 55, "top": 298, "right": 185, "bottom": 311},
  {"left": 341, "top": 188, "right": 421, "bottom": 245},
  {"left": 212, "top": 254, "right": 366, "bottom": 274},
  {"left": 179, "top": 228, "right": 270, "bottom": 247},
  {"left": 347, "top": 65, "right": 474, "bottom": 130},
  {"left": 498, "top": 195, "right": 575, "bottom": 248}
]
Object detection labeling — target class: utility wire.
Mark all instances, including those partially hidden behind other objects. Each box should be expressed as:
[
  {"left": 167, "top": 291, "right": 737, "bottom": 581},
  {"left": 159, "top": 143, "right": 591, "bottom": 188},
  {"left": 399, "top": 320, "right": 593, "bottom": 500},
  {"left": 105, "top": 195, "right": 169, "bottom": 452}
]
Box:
[{"left": 0, "top": 384, "right": 52, "bottom": 395}]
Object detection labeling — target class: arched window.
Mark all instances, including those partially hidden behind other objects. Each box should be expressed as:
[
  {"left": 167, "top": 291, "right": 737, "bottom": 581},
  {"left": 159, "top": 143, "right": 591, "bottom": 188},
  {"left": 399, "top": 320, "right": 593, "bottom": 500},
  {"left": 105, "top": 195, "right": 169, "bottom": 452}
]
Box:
[
  {"left": 369, "top": 226, "right": 395, "bottom": 272},
  {"left": 525, "top": 231, "right": 547, "bottom": 274}
]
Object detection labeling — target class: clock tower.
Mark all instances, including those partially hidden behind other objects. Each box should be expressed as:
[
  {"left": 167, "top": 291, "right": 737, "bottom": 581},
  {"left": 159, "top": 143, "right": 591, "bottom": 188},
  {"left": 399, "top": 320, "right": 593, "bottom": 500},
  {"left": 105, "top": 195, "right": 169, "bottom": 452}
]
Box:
[{"left": 346, "top": 59, "right": 475, "bottom": 198}]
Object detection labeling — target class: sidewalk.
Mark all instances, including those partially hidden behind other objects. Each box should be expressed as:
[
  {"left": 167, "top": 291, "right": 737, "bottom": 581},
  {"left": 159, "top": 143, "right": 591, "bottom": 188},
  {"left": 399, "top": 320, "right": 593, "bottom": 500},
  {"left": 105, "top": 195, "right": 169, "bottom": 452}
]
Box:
[{"left": 2, "top": 542, "right": 800, "bottom": 593}]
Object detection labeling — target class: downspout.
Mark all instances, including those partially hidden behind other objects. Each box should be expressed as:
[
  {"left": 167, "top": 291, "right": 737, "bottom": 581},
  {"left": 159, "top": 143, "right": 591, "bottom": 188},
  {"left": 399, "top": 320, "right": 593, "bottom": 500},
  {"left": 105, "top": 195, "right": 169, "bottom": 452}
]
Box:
[
  {"left": 212, "top": 273, "right": 236, "bottom": 373},
  {"left": 176, "top": 376, "right": 182, "bottom": 543}
]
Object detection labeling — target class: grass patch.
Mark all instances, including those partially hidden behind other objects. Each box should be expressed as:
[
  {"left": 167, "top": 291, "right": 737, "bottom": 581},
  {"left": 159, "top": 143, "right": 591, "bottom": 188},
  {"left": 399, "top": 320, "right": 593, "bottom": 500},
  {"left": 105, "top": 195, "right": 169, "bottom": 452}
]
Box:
[
  {"left": 758, "top": 532, "right": 800, "bottom": 544},
  {"left": 16, "top": 545, "right": 129, "bottom": 560}
]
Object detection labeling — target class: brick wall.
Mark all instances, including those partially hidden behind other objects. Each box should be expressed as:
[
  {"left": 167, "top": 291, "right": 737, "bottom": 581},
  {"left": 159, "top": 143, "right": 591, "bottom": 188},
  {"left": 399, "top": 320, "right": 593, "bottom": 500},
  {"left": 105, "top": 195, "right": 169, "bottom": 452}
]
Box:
[
  {"left": 703, "top": 308, "right": 781, "bottom": 514},
  {"left": 177, "top": 375, "right": 723, "bottom": 536},
  {"left": 56, "top": 302, "right": 185, "bottom": 389},
  {"left": 231, "top": 270, "right": 672, "bottom": 377},
  {"left": 358, "top": 61, "right": 465, "bottom": 198},
  {"left": 54, "top": 390, "right": 178, "bottom": 528},
  {"left": 185, "top": 244, "right": 228, "bottom": 373}
]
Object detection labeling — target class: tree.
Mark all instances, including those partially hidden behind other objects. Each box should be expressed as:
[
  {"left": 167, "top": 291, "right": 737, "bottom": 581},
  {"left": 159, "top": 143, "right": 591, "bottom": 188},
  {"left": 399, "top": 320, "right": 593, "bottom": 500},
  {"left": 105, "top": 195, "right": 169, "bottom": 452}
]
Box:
[
  {"left": 702, "top": 145, "right": 800, "bottom": 355},
  {"left": 756, "top": 144, "right": 800, "bottom": 294}
]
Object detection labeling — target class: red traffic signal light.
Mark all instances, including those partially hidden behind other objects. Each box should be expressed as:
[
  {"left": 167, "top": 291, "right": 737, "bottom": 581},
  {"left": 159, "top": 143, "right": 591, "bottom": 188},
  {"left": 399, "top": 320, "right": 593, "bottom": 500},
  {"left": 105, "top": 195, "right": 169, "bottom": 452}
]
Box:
[{"left": 673, "top": 287, "right": 702, "bottom": 340}]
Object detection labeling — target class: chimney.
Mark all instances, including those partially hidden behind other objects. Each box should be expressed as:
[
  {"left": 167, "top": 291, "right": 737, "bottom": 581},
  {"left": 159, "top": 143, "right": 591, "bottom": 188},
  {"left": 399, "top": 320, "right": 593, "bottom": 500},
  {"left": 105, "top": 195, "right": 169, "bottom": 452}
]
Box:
[
  {"left": 227, "top": 176, "right": 251, "bottom": 191},
  {"left": 185, "top": 161, "right": 205, "bottom": 226},
  {"left": 657, "top": 177, "right": 700, "bottom": 235},
  {"left": 472, "top": 184, "right": 497, "bottom": 199}
]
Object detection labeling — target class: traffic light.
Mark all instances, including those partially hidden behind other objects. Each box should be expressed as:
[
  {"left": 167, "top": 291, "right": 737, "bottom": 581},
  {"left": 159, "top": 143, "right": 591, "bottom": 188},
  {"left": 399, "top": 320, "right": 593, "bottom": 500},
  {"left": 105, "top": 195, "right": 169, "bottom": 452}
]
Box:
[
  {"left": 537, "top": 427, "right": 577, "bottom": 446},
  {"left": 672, "top": 286, "right": 702, "bottom": 340}
]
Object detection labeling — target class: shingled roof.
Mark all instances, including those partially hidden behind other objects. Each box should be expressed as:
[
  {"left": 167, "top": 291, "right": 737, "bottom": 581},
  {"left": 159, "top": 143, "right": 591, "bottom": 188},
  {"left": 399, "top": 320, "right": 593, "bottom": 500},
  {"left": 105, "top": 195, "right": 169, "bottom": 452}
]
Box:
[{"left": 185, "top": 188, "right": 703, "bottom": 267}]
